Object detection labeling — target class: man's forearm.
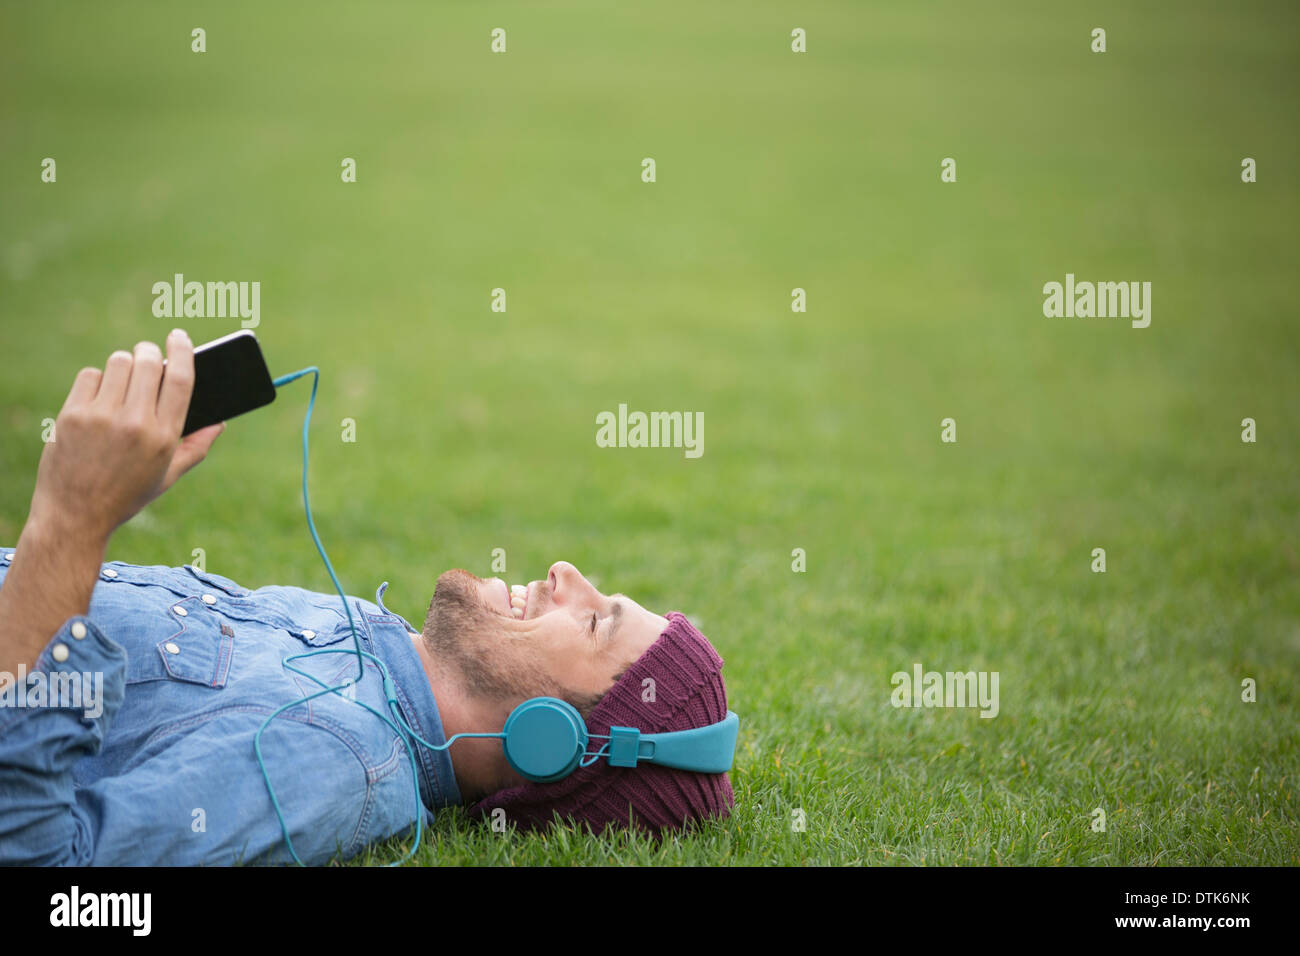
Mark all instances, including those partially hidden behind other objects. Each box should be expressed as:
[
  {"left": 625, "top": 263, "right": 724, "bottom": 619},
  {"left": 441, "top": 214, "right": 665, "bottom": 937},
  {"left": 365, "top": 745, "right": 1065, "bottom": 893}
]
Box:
[
  {"left": 0, "top": 513, "right": 108, "bottom": 676},
  {"left": 1, "top": 330, "right": 216, "bottom": 678}
]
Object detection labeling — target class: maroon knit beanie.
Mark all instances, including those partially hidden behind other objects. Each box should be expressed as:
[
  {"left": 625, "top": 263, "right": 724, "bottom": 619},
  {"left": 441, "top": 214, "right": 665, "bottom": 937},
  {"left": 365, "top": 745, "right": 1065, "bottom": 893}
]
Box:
[{"left": 470, "top": 611, "right": 734, "bottom": 835}]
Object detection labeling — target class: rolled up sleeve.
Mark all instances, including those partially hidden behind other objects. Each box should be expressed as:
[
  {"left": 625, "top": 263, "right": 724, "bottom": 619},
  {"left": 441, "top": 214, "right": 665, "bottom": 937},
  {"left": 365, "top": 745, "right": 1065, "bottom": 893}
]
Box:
[{"left": 0, "top": 616, "right": 126, "bottom": 865}]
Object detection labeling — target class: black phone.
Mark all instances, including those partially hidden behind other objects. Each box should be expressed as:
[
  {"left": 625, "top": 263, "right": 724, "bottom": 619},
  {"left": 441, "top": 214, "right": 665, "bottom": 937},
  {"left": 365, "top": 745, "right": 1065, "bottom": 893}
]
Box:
[{"left": 178, "top": 330, "right": 277, "bottom": 436}]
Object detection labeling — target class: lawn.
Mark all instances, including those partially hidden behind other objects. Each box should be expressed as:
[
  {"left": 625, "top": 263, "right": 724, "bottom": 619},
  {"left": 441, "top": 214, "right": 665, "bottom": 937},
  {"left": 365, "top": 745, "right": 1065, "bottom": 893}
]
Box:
[{"left": 1, "top": 0, "right": 1296, "bottom": 865}]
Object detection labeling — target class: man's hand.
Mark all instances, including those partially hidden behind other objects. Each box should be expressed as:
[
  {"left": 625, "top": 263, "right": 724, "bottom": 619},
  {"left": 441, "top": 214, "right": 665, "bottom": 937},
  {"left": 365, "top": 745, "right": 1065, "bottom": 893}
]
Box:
[
  {"left": 27, "top": 329, "right": 224, "bottom": 545},
  {"left": 0, "top": 329, "right": 223, "bottom": 676}
]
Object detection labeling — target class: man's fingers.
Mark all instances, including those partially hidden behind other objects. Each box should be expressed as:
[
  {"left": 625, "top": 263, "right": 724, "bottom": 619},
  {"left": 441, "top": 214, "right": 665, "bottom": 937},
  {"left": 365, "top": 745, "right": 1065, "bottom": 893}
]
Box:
[
  {"left": 124, "top": 340, "right": 165, "bottom": 416},
  {"left": 156, "top": 329, "right": 195, "bottom": 432},
  {"left": 94, "top": 350, "right": 134, "bottom": 408},
  {"left": 161, "top": 422, "right": 224, "bottom": 490},
  {"left": 61, "top": 366, "right": 103, "bottom": 411}
]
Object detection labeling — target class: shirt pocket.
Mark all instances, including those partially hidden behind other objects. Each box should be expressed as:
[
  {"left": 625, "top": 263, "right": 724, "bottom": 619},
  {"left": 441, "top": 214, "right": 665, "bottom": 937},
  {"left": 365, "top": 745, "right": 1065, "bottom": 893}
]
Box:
[
  {"left": 87, "top": 564, "right": 235, "bottom": 688},
  {"left": 123, "top": 595, "right": 236, "bottom": 688}
]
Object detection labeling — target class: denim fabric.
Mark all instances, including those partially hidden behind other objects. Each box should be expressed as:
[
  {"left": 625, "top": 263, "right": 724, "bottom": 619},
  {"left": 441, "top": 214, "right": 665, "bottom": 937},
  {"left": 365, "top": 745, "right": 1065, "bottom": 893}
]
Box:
[{"left": 0, "top": 548, "right": 460, "bottom": 865}]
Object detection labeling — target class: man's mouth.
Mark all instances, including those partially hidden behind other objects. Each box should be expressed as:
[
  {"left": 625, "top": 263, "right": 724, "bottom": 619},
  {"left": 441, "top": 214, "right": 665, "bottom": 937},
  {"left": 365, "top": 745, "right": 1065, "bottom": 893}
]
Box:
[{"left": 509, "top": 583, "right": 529, "bottom": 619}]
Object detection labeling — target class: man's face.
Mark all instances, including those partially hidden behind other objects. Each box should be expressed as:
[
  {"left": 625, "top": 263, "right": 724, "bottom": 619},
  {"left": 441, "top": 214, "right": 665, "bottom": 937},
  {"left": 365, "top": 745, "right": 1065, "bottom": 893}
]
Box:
[{"left": 423, "top": 561, "right": 668, "bottom": 714}]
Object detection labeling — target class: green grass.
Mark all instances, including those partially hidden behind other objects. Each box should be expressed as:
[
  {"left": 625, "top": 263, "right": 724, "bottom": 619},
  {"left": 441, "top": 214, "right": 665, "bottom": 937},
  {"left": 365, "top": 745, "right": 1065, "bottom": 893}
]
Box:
[{"left": 1, "top": 0, "right": 1297, "bottom": 865}]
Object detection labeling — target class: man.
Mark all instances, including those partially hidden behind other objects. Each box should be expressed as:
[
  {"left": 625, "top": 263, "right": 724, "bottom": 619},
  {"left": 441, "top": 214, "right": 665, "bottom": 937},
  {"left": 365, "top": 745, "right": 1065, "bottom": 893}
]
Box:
[{"left": 0, "top": 331, "right": 734, "bottom": 865}]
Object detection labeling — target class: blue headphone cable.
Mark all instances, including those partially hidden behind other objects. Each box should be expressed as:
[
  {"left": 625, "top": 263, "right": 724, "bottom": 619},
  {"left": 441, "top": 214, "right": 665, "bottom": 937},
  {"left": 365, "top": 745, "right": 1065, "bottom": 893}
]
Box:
[{"left": 256, "top": 367, "right": 428, "bottom": 866}]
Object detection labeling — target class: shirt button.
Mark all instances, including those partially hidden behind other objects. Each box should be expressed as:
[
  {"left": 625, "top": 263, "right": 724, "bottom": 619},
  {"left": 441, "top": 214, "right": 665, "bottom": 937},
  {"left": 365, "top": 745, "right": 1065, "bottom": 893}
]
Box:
[
  {"left": 302, "top": 629, "right": 315, "bottom": 640},
  {"left": 51, "top": 643, "right": 69, "bottom": 663},
  {"left": 102, "top": 568, "right": 118, "bottom": 579},
  {"left": 173, "top": 605, "right": 188, "bottom": 617},
  {"left": 3, "top": 552, "right": 12, "bottom": 562},
  {"left": 164, "top": 642, "right": 180, "bottom": 654},
  {"left": 202, "top": 594, "right": 217, "bottom": 605},
  {"left": 71, "top": 622, "right": 87, "bottom": 640}
]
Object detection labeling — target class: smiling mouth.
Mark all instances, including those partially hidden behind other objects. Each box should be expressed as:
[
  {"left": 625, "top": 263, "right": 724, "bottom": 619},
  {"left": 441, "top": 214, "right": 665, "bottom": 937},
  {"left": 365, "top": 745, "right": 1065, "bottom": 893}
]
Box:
[{"left": 509, "top": 583, "right": 529, "bottom": 619}]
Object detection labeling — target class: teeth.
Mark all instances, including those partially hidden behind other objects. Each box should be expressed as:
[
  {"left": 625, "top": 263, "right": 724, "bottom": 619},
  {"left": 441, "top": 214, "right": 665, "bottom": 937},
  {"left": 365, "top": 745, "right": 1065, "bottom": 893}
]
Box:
[
  {"left": 510, "top": 584, "right": 527, "bottom": 618},
  {"left": 510, "top": 605, "right": 524, "bottom": 618}
]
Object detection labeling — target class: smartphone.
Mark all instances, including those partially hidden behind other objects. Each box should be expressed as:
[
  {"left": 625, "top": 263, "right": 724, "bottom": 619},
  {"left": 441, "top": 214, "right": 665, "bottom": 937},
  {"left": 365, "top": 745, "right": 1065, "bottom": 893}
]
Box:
[{"left": 178, "top": 330, "right": 277, "bottom": 436}]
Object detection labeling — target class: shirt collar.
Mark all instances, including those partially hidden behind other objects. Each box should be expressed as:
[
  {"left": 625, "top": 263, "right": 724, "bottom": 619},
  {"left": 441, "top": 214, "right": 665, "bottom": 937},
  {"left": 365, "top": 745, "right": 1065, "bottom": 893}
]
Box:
[{"left": 364, "top": 596, "right": 462, "bottom": 811}]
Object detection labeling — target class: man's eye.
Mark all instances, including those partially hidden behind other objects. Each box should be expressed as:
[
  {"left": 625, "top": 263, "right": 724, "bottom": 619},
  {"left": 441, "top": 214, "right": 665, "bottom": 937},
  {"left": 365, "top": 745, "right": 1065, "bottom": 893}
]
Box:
[{"left": 590, "top": 612, "right": 598, "bottom": 634}]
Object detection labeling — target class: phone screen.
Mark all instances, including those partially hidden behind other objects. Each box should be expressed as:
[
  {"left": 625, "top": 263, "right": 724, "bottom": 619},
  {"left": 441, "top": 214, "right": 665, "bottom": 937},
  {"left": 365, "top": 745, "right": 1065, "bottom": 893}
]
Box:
[{"left": 181, "top": 330, "right": 277, "bottom": 435}]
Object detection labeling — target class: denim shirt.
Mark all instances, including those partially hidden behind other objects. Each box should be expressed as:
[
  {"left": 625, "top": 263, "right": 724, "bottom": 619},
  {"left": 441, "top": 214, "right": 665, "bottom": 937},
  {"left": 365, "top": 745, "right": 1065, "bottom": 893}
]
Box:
[{"left": 0, "top": 548, "right": 461, "bottom": 865}]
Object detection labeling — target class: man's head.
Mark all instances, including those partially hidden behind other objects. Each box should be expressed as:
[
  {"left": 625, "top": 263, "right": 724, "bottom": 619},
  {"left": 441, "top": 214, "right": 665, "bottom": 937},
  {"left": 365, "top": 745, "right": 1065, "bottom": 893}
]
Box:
[{"left": 419, "top": 561, "right": 733, "bottom": 834}]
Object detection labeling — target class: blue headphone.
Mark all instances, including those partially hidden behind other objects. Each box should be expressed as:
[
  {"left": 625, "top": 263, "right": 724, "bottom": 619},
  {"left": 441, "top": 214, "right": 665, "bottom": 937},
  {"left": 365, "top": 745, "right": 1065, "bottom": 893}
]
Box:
[
  {"left": 255, "top": 367, "right": 741, "bottom": 865},
  {"left": 496, "top": 697, "right": 740, "bottom": 783}
]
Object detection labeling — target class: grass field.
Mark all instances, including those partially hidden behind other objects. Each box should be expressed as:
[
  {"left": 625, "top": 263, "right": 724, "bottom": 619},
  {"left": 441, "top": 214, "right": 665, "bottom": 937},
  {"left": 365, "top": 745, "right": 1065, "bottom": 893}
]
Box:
[{"left": 1, "top": 1, "right": 1297, "bottom": 865}]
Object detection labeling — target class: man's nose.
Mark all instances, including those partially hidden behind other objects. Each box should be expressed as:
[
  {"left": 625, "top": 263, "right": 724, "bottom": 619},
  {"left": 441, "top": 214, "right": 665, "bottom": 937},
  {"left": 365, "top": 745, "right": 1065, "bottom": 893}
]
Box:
[{"left": 547, "top": 561, "right": 595, "bottom": 605}]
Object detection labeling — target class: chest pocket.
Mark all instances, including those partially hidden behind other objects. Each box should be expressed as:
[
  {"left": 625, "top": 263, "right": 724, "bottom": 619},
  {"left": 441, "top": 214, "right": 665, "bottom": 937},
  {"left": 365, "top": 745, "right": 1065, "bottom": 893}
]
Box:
[
  {"left": 139, "top": 596, "right": 236, "bottom": 687},
  {"left": 100, "top": 590, "right": 236, "bottom": 688},
  {"left": 85, "top": 563, "right": 238, "bottom": 687}
]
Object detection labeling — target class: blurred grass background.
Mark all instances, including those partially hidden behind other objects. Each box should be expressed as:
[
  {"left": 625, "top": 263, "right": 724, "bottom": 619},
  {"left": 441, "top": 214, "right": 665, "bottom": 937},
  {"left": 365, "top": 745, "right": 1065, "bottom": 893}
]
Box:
[{"left": 1, "top": 1, "right": 1297, "bottom": 864}]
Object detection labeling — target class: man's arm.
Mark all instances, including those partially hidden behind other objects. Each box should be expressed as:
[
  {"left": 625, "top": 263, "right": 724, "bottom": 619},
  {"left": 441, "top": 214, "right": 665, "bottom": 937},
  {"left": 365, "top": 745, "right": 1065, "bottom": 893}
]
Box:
[
  {"left": 0, "top": 329, "right": 224, "bottom": 675},
  {"left": 0, "top": 329, "right": 227, "bottom": 864}
]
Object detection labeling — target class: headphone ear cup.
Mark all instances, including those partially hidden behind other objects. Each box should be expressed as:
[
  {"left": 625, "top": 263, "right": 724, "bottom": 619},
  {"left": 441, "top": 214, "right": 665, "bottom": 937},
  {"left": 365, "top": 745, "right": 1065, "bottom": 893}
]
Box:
[{"left": 501, "top": 698, "right": 589, "bottom": 783}]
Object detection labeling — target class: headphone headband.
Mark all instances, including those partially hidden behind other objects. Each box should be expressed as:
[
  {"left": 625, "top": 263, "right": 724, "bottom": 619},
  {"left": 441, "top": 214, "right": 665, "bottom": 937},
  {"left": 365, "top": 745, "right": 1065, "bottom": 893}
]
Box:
[{"left": 607, "top": 712, "right": 740, "bottom": 773}]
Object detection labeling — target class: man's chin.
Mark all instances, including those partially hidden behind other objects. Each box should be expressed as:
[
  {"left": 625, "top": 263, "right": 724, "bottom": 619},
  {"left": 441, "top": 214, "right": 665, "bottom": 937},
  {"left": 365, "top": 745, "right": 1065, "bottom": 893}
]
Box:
[{"left": 436, "top": 568, "right": 482, "bottom": 588}]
